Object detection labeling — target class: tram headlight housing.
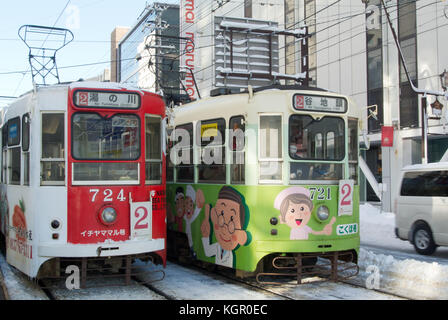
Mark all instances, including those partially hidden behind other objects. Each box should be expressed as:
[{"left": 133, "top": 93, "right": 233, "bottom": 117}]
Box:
[
  {"left": 316, "top": 205, "right": 330, "bottom": 221},
  {"left": 99, "top": 207, "right": 118, "bottom": 226}
]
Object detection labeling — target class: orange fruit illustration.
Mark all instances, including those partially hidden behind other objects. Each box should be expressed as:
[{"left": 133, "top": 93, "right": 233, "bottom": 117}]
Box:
[{"left": 12, "top": 200, "right": 26, "bottom": 242}]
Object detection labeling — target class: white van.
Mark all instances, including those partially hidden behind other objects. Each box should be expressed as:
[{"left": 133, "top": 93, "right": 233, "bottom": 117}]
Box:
[{"left": 395, "top": 162, "right": 448, "bottom": 255}]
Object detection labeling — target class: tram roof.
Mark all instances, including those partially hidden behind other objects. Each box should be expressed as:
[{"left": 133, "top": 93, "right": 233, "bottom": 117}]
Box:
[
  {"left": 172, "top": 85, "right": 357, "bottom": 122},
  {"left": 15, "top": 81, "right": 160, "bottom": 100},
  {"left": 2, "top": 81, "right": 162, "bottom": 124}
]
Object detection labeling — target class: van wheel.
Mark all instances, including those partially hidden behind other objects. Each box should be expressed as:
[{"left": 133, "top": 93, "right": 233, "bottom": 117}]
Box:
[{"left": 412, "top": 222, "right": 436, "bottom": 255}]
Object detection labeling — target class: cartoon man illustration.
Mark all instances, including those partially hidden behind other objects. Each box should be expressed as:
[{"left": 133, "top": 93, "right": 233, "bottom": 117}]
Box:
[
  {"left": 274, "top": 187, "right": 335, "bottom": 240},
  {"left": 200, "top": 186, "right": 249, "bottom": 268},
  {"left": 183, "top": 185, "right": 204, "bottom": 258},
  {"left": 171, "top": 187, "right": 185, "bottom": 232}
]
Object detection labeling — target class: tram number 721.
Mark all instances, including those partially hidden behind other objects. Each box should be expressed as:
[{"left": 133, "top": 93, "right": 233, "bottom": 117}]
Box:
[{"left": 309, "top": 187, "right": 332, "bottom": 201}]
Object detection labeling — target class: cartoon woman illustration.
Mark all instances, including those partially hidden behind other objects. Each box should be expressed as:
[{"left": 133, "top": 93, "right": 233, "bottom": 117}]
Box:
[
  {"left": 200, "top": 186, "right": 249, "bottom": 268},
  {"left": 274, "top": 187, "right": 335, "bottom": 240}
]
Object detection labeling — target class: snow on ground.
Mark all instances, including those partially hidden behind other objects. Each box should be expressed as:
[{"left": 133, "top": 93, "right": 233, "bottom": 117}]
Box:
[
  {"left": 0, "top": 253, "right": 47, "bottom": 300},
  {"left": 137, "top": 261, "right": 284, "bottom": 300}
]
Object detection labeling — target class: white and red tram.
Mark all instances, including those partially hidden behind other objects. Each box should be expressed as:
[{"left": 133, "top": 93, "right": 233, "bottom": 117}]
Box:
[{"left": 0, "top": 81, "right": 166, "bottom": 285}]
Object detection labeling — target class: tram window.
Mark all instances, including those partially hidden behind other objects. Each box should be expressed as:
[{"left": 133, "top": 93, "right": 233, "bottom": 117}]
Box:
[
  {"left": 166, "top": 128, "right": 174, "bottom": 182},
  {"left": 289, "top": 115, "right": 344, "bottom": 161},
  {"left": 72, "top": 113, "right": 139, "bottom": 160},
  {"left": 145, "top": 116, "right": 162, "bottom": 184},
  {"left": 73, "top": 163, "right": 139, "bottom": 183},
  {"left": 22, "top": 114, "right": 30, "bottom": 152},
  {"left": 22, "top": 114, "right": 30, "bottom": 186},
  {"left": 259, "top": 115, "right": 282, "bottom": 182},
  {"left": 23, "top": 153, "right": 29, "bottom": 186},
  {"left": 197, "top": 118, "right": 226, "bottom": 184},
  {"left": 2, "top": 124, "right": 8, "bottom": 149},
  {"left": 7, "top": 117, "right": 20, "bottom": 146},
  {"left": 314, "top": 133, "right": 323, "bottom": 158},
  {"left": 41, "top": 113, "right": 65, "bottom": 185},
  {"left": 9, "top": 147, "right": 20, "bottom": 185},
  {"left": 290, "top": 162, "right": 343, "bottom": 181},
  {"left": 327, "top": 132, "right": 335, "bottom": 159},
  {"left": 348, "top": 118, "right": 359, "bottom": 181},
  {"left": 259, "top": 115, "right": 282, "bottom": 159},
  {"left": 174, "top": 123, "right": 193, "bottom": 182},
  {"left": 1, "top": 125, "right": 6, "bottom": 183},
  {"left": 2, "top": 149, "right": 6, "bottom": 184},
  {"left": 197, "top": 118, "right": 225, "bottom": 146},
  {"left": 230, "top": 116, "right": 245, "bottom": 184}
]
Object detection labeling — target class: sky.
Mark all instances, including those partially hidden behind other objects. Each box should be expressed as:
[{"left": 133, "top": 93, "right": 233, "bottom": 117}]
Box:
[{"left": 0, "top": 0, "right": 179, "bottom": 107}]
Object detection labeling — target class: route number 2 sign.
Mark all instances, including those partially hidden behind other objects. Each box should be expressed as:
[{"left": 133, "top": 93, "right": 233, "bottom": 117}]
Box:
[
  {"left": 130, "top": 192, "right": 155, "bottom": 239},
  {"left": 338, "top": 180, "right": 354, "bottom": 216}
]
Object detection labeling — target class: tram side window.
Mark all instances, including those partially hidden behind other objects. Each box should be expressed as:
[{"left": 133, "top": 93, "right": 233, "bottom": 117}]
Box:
[
  {"left": 348, "top": 118, "right": 358, "bottom": 181},
  {"left": 41, "top": 113, "right": 65, "bottom": 186},
  {"left": 174, "top": 123, "right": 194, "bottom": 182},
  {"left": 145, "top": 115, "right": 162, "bottom": 184},
  {"left": 22, "top": 113, "right": 30, "bottom": 186},
  {"left": 1, "top": 124, "right": 7, "bottom": 183},
  {"left": 259, "top": 115, "right": 282, "bottom": 182},
  {"left": 166, "top": 128, "right": 174, "bottom": 182},
  {"left": 197, "top": 118, "right": 226, "bottom": 184},
  {"left": 230, "top": 116, "right": 245, "bottom": 184},
  {"left": 7, "top": 117, "right": 21, "bottom": 185}
]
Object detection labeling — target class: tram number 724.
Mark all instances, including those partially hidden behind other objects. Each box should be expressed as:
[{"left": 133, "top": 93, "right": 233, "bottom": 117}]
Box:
[{"left": 89, "top": 189, "right": 127, "bottom": 202}]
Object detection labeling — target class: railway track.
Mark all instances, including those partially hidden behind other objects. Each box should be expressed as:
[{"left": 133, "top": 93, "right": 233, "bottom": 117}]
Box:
[
  {"left": 168, "top": 258, "right": 407, "bottom": 301},
  {"left": 1, "top": 251, "right": 406, "bottom": 301}
]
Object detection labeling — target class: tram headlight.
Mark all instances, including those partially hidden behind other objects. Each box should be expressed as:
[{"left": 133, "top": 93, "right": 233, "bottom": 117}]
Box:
[
  {"left": 100, "top": 207, "right": 118, "bottom": 225},
  {"left": 316, "top": 205, "right": 330, "bottom": 221}
]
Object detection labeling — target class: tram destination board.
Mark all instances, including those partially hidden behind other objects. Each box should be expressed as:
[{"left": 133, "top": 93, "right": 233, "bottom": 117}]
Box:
[
  {"left": 293, "top": 94, "right": 347, "bottom": 113},
  {"left": 74, "top": 90, "right": 140, "bottom": 109}
]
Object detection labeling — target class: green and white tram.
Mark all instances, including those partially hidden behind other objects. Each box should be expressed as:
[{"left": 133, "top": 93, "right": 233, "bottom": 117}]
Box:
[{"left": 166, "top": 85, "right": 360, "bottom": 283}]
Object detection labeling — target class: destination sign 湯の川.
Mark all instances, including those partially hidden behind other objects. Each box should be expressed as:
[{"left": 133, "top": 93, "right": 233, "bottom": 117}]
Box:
[
  {"left": 74, "top": 91, "right": 140, "bottom": 109},
  {"left": 293, "top": 94, "right": 347, "bottom": 113}
]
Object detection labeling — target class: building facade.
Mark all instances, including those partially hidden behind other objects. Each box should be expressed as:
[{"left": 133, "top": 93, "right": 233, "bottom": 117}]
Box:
[
  {"left": 116, "top": 3, "right": 181, "bottom": 104},
  {"left": 178, "top": 0, "right": 448, "bottom": 211}
]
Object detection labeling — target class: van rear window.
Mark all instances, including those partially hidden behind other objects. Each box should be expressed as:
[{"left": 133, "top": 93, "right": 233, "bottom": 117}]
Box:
[{"left": 401, "top": 170, "right": 448, "bottom": 197}]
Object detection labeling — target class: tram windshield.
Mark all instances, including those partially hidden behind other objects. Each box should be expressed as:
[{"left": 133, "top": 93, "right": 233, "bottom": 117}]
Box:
[
  {"left": 289, "top": 115, "right": 345, "bottom": 161},
  {"left": 288, "top": 115, "right": 345, "bottom": 182},
  {"left": 72, "top": 113, "right": 140, "bottom": 160}
]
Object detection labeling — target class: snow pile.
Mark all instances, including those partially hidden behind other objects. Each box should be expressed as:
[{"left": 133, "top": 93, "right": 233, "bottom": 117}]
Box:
[
  {"left": 356, "top": 203, "right": 448, "bottom": 299},
  {"left": 359, "top": 203, "right": 407, "bottom": 249},
  {"left": 356, "top": 248, "right": 448, "bottom": 300}
]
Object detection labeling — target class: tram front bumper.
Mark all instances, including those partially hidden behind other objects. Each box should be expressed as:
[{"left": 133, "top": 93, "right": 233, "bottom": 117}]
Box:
[{"left": 38, "top": 238, "right": 165, "bottom": 258}]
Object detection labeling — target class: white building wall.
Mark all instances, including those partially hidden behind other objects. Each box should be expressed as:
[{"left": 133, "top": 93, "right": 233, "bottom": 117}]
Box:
[{"left": 180, "top": 0, "right": 448, "bottom": 211}]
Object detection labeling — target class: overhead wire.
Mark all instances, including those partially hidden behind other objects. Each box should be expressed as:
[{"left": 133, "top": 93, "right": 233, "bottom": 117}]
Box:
[{"left": 2, "top": 0, "right": 443, "bottom": 98}]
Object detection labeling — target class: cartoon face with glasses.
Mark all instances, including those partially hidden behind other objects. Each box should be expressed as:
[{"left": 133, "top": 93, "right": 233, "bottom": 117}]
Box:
[{"left": 200, "top": 186, "right": 249, "bottom": 268}]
